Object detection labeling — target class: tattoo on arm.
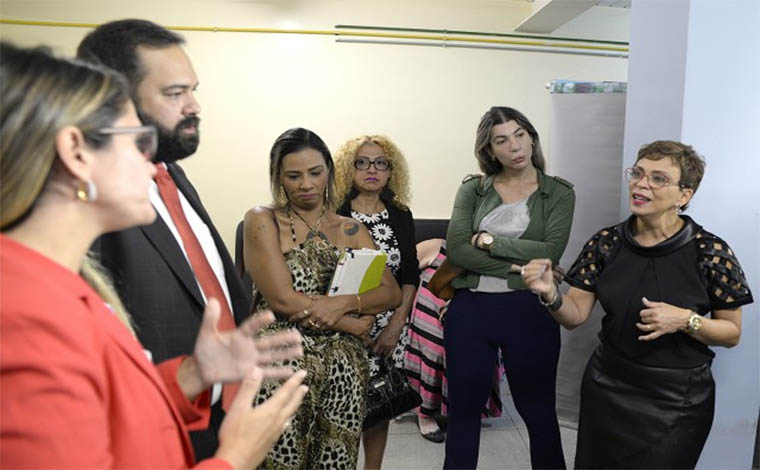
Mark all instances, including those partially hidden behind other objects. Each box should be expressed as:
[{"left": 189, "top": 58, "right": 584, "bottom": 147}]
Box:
[{"left": 344, "top": 222, "right": 360, "bottom": 236}]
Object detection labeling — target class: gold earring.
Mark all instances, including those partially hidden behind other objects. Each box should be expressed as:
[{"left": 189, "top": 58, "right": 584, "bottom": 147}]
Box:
[
  {"left": 276, "top": 185, "right": 288, "bottom": 207},
  {"left": 76, "top": 180, "right": 97, "bottom": 202}
]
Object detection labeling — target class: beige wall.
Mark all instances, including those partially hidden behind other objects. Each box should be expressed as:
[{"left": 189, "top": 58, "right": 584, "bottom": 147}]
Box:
[{"left": 0, "top": 0, "right": 628, "bottom": 252}]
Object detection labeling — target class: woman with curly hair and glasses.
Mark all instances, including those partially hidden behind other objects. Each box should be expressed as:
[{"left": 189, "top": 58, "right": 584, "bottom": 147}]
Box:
[
  {"left": 334, "top": 135, "right": 420, "bottom": 470},
  {"left": 522, "top": 140, "right": 753, "bottom": 469}
]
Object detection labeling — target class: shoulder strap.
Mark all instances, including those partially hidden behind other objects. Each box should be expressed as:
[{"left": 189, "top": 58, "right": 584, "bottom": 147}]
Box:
[{"left": 268, "top": 206, "right": 280, "bottom": 232}]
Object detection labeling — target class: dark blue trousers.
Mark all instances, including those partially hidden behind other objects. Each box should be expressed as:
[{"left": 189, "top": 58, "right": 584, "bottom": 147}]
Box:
[{"left": 443, "top": 289, "right": 566, "bottom": 470}]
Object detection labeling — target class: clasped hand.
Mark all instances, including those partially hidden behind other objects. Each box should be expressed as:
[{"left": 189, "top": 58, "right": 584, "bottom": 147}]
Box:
[
  {"left": 290, "top": 295, "right": 348, "bottom": 330},
  {"left": 367, "top": 319, "right": 402, "bottom": 356}
]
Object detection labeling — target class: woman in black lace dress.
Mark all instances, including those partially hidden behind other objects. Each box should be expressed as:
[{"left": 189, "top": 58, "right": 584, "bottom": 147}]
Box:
[{"left": 522, "top": 140, "right": 754, "bottom": 469}]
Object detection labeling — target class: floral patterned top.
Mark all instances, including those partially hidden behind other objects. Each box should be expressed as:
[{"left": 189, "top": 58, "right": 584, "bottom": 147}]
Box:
[
  {"left": 350, "top": 208, "right": 409, "bottom": 373},
  {"left": 351, "top": 209, "right": 402, "bottom": 275}
]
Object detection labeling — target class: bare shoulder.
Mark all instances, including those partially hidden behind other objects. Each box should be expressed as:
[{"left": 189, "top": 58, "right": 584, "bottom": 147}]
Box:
[
  {"left": 244, "top": 206, "right": 278, "bottom": 234},
  {"left": 328, "top": 213, "right": 372, "bottom": 249},
  {"left": 335, "top": 215, "right": 363, "bottom": 237},
  {"left": 417, "top": 238, "right": 444, "bottom": 255},
  {"left": 246, "top": 205, "right": 272, "bottom": 219}
]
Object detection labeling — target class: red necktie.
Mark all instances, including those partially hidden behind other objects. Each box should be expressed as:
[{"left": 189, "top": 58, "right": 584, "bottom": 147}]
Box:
[{"left": 154, "top": 164, "right": 239, "bottom": 410}]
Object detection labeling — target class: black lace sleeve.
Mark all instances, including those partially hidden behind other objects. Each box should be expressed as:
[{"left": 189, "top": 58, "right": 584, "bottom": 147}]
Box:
[
  {"left": 565, "top": 226, "right": 621, "bottom": 292},
  {"left": 696, "top": 230, "right": 754, "bottom": 310}
]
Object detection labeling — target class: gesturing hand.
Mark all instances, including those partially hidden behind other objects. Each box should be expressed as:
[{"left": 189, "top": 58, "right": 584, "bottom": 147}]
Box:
[
  {"left": 520, "top": 259, "right": 556, "bottom": 298},
  {"left": 193, "top": 299, "right": 304, "bottom": 387},
  {"left": 636, "top": 297, "right": 691, "bottom": 341},
  {"left": 215, "top": 368, "right": 308, "bottom": 469}
]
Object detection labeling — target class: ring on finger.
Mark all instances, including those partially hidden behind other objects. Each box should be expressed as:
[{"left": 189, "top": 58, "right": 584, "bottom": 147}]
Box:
[
  {"left": 520, "top": 266, "right": 526, "bottom": 276},
  {"left": 302, "top": 309, "right": 310, "bottom": 317}
]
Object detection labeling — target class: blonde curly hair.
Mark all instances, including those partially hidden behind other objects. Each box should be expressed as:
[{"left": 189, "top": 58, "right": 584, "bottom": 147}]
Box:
[{"left": 333, "top": 135, "right": 411, "bottom": 209}]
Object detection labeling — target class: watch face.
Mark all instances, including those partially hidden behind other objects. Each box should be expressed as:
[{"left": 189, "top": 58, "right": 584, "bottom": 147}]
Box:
[
  {"left": 689, "top": 314, "right": 702, "bottom": 332},
  {"left": 483, "top": 234, "right": 494, "bottom": 245}
]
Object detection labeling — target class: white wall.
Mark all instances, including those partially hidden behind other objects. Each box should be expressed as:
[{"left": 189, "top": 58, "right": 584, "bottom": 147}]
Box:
[
  {"left": 624, "top": 0, "right": 760, "bottom": 468},
  {"left": 0, "top": 0, "right": 629, "bottom": 251},
  {"left": 681, "top": 1, "right": 760, "bottom": 467}
]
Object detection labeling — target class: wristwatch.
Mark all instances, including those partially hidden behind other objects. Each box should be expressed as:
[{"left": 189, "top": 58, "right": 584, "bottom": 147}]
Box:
[
  {"left": 479, "top": 232, "right": 494, "bottom": 250},
  {"left": 686, "top": 311, "right": 703, "bottom": 334}
]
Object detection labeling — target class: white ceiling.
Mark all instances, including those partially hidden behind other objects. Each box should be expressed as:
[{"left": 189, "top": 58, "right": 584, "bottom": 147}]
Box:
[
  {"left": 516, "top": 0, "right": 631, "bottom": 34},
  {"left": 596, "top": 0, "right": 631, "bottom": 8}
]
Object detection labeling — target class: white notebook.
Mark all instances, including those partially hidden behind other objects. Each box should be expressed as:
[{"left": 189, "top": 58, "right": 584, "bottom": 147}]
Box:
[{"left": 328, "top": 249, "right": 387, "bottom": 296}]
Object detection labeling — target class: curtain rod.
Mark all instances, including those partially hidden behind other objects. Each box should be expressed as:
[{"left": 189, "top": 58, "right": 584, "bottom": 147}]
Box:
[
  {"left": 335, "top": 24, "right": 629, "bottom": 47},
  {"left": 336, "top": 38, "right": 628, "bottom": 58},
  {"left": 0, "top": 19, "right": 628, "bottom": 54}
]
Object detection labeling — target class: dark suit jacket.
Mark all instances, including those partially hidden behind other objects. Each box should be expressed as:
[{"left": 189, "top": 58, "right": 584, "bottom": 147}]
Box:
[{"left": 92, "top": 162, "right": 251, "bottom": 460}]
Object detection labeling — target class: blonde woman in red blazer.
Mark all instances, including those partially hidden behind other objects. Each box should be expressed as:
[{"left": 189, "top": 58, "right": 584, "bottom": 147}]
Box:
[{"left": 0, "top": 43, "right": 306, "bottom": 469}]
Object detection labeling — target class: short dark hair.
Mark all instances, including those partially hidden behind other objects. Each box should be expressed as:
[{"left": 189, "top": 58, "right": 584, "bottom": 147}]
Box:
[
  {"left": 76, "top": 19, "right": 184, "bottom": 97},
  {"left": 636, "top": 140, "right": 705, "bottom": 210},
  {"left": 474, "top": 106, "right": 546, "bottom": 175},
  {"left": 269, "top": 128, "right": 335, "bottom": 208}
]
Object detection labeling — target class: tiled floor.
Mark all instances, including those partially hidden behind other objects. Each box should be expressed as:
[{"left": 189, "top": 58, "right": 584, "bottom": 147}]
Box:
[{"left": 359, "top": 383, "right": 577, "bottom": 469}]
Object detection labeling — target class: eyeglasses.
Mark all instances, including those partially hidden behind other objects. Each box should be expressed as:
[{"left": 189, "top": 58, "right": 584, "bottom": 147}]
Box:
[
  {"left": 624, "top": 166, "right": 683, "bottom": 190},
  {"left": 354, "top": 157, "right": 391, "bottom": 171},
  {"left": 98, "top": 125, "right": 158, "bottom": 160}
]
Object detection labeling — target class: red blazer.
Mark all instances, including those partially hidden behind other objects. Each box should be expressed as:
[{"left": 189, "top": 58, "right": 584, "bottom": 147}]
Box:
[{"left": 0, "top": 236, "right": 231, "bottom": 469}]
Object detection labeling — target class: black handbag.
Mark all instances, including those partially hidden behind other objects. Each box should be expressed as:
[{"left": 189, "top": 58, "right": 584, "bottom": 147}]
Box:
[{"left": 363, "top": 360, "right": 422, "bottom": 430}]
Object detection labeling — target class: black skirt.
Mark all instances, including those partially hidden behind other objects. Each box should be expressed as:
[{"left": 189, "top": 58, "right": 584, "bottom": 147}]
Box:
[{"left": 575, "top": 345, "right": 715, "bottom": 469}]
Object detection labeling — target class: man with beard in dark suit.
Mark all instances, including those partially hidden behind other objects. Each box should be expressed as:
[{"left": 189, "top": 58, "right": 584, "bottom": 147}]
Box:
[{"left": 78, "top": 19, "right": 252, "bottom": 459}]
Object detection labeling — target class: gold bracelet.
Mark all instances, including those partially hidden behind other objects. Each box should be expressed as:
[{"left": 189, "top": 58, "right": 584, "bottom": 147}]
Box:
[{"left": 356, "top": 294, "right": 362, "bottom": 314}]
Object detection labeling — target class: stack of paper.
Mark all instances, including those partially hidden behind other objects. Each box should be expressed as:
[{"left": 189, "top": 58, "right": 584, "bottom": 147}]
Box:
[{"left": 328, "top": 248, "right": 387, "bottom": 296}]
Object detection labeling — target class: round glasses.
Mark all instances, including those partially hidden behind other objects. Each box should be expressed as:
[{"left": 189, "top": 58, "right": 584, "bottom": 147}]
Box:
[
  {"left": 624, "top": 167, "right": 683, "bottom": 190},
  {"left": 354, "top": 157, "right": 391, "bottom": 171}
]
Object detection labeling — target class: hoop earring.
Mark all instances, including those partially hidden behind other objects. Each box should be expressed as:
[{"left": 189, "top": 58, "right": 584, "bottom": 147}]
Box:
[
  {"left": 675, "top": 204, "right": 683, "bottom": 215},
  {"left": 324, "top": 186, "right": 330, "bottom": 206},
  {"left": 76, "top": 180, "right": 98, "bottom": 202}
]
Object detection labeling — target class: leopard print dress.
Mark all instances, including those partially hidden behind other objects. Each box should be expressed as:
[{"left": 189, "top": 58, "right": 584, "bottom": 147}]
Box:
[{"left": 251, "top": 236, "right": 369, "bottom": 469}]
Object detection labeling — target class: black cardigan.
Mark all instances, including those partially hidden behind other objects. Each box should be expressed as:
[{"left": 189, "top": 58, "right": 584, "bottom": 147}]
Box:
[{"left": 338, "top": 199, "right": 420, "bottom": 288}]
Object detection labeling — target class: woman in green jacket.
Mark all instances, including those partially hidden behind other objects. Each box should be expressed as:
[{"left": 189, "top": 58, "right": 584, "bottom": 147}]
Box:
[{"left": 443, "top": 106, "right": 575, "bottom": 469}]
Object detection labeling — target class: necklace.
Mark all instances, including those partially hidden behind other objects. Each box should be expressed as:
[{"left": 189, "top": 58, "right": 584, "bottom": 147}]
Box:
[{"left": 287, "top": 205, "right": 327, "bottom": 241}]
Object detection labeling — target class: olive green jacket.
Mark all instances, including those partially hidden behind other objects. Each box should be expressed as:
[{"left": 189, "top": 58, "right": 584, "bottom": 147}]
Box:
[{"left": 446, "top": 170, "right": 575, "bottom": 290}]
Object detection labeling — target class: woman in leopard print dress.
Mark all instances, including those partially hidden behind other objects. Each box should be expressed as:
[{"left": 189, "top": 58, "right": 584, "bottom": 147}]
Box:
[{"left": 243, "top": 128, "right": 402, "bottom": 469}]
